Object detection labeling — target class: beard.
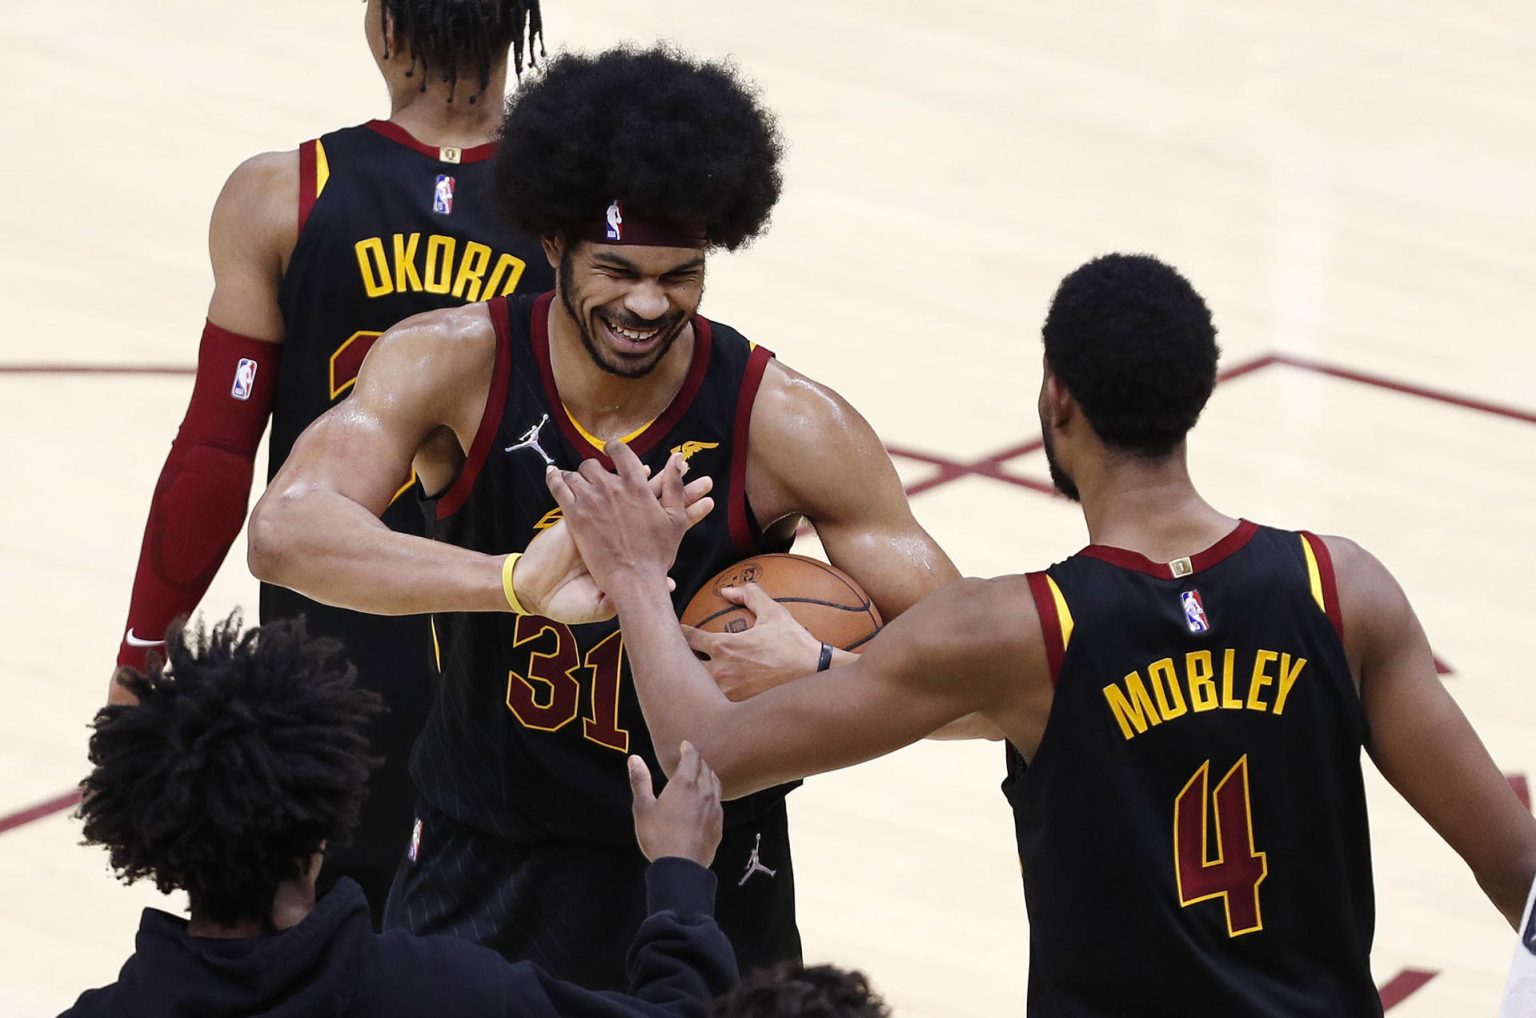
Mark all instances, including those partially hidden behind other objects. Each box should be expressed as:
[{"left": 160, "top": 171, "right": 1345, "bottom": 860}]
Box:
[
  {"left": 559, "top": 250, "right": 689, "bottom": 380},
  {"left": 1041, "top": 425, "right": 1081, "bottom": 502}
]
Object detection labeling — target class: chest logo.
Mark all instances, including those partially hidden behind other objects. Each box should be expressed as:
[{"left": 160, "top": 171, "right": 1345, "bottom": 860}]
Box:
[
  {"left": 738, "top": 832, "right": 778, "bottom": 886},
  {"left": 671, "top": 440, "right": 719, "bottom": 462},
  {"left": 433, "top": 174, "right": 455, "bottom": 215},
  {"left": 1181, "top": 589, "right": 1211, "bottom": 634},
  {"left": 506, "top": 413, "right": 554, "bottom": 466},
  {"left": 533, "top": 507, "right": 564, "bottom": 532}
]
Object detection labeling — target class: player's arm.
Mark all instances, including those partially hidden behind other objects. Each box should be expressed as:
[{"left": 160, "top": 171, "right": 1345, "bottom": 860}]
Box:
[
  {"left": 248, "top": 309, "right": 516, "bottom": 615},
  {"left": 1332, "top": 536, "right": 1536, "bottom": 927},
  {"left": 248, "top": 318, "right": 713, "bottom": 623},
  {"left": 112, "top": 151, "right": 293, "bottom": 702},
  {"left": 549, "top": 442, "right": 1031, "bottom": 797},
  {"left": 685, "top": 363, "right": 963, "bottom": 703}
]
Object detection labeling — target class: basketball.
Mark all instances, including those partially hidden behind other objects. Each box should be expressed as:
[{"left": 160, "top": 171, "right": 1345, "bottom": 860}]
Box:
[{"left": 680, "top": 553, "right": 883, "bottom": 651}]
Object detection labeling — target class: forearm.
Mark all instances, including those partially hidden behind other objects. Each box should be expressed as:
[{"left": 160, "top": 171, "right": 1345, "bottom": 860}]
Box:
[
  {"left": 612, "top": 574, "right": 740, "bottom": 773},
  {"left": 249, "top": 487, "right": 507, "bottom": 615}
]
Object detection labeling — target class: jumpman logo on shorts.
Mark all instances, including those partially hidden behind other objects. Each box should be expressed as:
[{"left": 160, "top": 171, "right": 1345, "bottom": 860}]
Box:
[
  {"left": 505, "top": 414, "right": 554, "bottom": 466},
  {"left": 738, "top": 832, "right": 777, "bottom": 886}
]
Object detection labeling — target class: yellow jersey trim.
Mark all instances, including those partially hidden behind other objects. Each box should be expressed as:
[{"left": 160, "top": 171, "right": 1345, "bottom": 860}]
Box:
[
  {"left": 1299, "top": 535, "right": 1327, "bottom": 615},
  {"left": 564, "top": 405, "right": 655, "bottom": 451},
  {"left": 314, "top": 139, "right": 330, "bottom": 200},
  {"left": 1046, "top": 575, "right": 1074, "bottom": 650}
]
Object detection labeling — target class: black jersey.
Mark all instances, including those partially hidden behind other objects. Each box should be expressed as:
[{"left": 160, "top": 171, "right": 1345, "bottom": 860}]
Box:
[
  {"left": 417, "top": 293, "right": 793, "bottom": 842},
  {"left": 263, "top": 120, "right": 552, "bottom": 655},
  {"left": 1003, "top": 522, "right": 1380, "bottom": 1017}
]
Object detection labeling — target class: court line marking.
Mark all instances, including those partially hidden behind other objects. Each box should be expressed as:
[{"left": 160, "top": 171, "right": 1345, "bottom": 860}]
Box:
[{"left": 1379, "top": 968, "right": 1438, "bottom": 1011}]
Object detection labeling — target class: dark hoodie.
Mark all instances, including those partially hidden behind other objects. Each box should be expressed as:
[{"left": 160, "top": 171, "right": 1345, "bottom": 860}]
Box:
[{"left": 63, "top": 859, "right": 735, "bottom": 1017}]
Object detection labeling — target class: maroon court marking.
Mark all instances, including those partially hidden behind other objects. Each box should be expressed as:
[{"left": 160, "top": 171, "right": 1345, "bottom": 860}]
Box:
[
  {"left": 1510, "top": 774, "right": 1531, "bottom": 812},
  {"left": 1434, "top": 656, "right": 1454, "bottom": 676},
  {"left": 0, "top": 789, "right": 81, "bottom": 836},
  {"left": 1378, "top": 968, "right": 1438, "bottom": 1011}
]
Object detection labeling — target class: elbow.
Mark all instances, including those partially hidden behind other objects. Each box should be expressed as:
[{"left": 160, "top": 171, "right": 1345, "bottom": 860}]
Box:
[{"left": 246, "top": 489, "right": 295, "bottom": 583}]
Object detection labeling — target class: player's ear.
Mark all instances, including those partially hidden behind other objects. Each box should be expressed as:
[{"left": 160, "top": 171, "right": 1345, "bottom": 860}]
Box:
[
  {"left": 542, "top": 235, "right": 565, "bottom": 271},
  {"left": 1041, "top": 370, "right": 1075, "bottom": 430}
]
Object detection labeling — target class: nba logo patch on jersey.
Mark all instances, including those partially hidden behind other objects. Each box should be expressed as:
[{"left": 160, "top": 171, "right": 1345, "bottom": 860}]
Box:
[
  {"left": 408, "top": 817, "right": 423, "bottom": 863},
  {"left": 433, "top": 174, "right": 455, "bottom": 215},
  {"left": 606, "top": 199, "right": 624, "bottom": 240},
  {"left": 1180, "top": 589, "right": 1210, "bottom": 634},
  {"left": 230, "top": 358, "right": 258, "bottom": 400}
]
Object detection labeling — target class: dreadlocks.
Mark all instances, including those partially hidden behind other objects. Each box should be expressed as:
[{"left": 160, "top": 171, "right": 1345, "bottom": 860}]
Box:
[
  {"left": 379, "top": 0, "right": 544, "bottom": 104},
  {"left": 78, "top": 612, "right": 382, "bottom": 926}
]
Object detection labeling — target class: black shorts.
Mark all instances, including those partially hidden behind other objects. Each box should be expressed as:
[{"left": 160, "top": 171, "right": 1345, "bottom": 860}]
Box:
[{"left": 383, "top": 798, "right": 802, "bottom": 990}]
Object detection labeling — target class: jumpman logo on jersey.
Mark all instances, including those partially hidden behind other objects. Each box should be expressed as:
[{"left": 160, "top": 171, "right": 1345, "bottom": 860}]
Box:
[
  {"left": 738, "top": 832, "right": 777, "bottom": 886},
  {"left": 505, "top": 414, "right": 554, "bottom": 466}
]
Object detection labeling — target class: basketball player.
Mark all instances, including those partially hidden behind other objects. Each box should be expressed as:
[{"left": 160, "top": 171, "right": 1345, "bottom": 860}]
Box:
[
  {"left": 72, "top": 614, "right": 737, "bottom": 1017},
  {"left": 247, "top": 47, "right": 959, "bottom": 986},
  {"left": 549, "top": 254, "right": 1536, "bottom": 1015},
  {"left": 112, "top": 0, "right": 553, "bottom": 923}
]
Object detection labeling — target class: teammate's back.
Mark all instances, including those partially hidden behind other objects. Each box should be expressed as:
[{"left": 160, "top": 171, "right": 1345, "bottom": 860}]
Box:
[{"left": 1010, "top": 521, "right": 1379, "bottom": 1016}]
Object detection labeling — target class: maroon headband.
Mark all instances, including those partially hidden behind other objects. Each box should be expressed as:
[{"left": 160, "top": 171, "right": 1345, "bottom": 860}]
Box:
[{"left": 573, "top": 200, "right": 708, "bottom": 249}]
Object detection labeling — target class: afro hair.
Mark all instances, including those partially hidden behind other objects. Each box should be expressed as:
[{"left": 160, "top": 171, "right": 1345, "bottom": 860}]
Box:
[{"left": 493, "top": 44, "right": 784, "bottom": 251}]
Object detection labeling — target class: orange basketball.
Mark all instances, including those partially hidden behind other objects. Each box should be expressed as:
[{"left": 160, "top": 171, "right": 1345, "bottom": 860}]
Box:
[{"left": 680, "top": 553, "right": 883, "bottom": 651}]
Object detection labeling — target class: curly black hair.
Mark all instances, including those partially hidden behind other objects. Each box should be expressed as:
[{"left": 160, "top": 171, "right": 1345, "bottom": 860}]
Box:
[
  {"left": 380, "top": 0, "right": 544, "bottom": 104},
  {"left": 78, "top": 612, "right": 381, "bottom": 926},
  {"left": 713, "top": 963, "right": 891, "bottom": 1018},
  {"left": 1042, "top": 253, "right": 1221, "bottom": 457},
  {"left": 493, "top": 44, "right": 784, "bottom": 251}
]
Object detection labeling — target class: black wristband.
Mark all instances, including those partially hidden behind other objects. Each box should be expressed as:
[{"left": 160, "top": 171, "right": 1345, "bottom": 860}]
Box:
[{"left": 816, "top": 642, "right": 834, "bottom": 672}]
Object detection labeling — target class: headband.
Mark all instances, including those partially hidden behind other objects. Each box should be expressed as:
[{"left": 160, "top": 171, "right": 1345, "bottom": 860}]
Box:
[{"left": 573, "top": 200, "right": 708, "bottom": 249}]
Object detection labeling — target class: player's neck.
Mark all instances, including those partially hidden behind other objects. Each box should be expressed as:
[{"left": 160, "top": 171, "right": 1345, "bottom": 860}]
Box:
[
  {"left": 185, "top": 877, "right": 317, "bottom": 940},
  {"left": 547, "top": 302, "right": 696, "bottom": 442},
  {"left": 1078, "top": 449, "right": 1237, "bottom": 558},
  {"left": 384, "top": 65, "right": 509, "bottom": 149}
]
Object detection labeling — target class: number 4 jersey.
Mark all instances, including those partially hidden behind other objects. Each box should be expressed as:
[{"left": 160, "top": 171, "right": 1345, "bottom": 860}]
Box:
[
  {"left": 1003, "top": 521, "right": 1381, "bottom": 1017},
  {"left": 418, "top": 292, "right": 793, "bottom": 843}
]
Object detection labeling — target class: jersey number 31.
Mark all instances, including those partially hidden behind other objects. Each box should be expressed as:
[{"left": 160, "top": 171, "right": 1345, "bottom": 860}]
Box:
[{"left": 505, "top": 616, "right": 630, "bottom": 753}]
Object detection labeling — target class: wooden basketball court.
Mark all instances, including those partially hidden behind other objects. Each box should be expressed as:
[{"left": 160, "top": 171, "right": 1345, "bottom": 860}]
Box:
[{"left": 3, "top": 1, "right": 1533, "bottom": 1013}]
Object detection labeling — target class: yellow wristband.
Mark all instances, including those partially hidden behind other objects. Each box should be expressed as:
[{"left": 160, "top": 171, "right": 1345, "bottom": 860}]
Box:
[{"left": 502, "top": 553, "right": 529, "bottom": 614}]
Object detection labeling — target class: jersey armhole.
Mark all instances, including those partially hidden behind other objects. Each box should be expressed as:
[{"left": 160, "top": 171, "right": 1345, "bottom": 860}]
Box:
[
  {"left": 1298, "top": 532, "right": 1344, "bottom": 640},
  {"left": 728, "top": 344, "right": 776, "bottom": 555},
  {"left": 434, "top": 298, "right": 512, "bottom": 520},
  {"left": 1026, "top": 571, "right": 1073, "bottom": 688}
]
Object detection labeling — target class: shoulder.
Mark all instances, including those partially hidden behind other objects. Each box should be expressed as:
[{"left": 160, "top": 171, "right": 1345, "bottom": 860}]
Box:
[
  {"left": 210, "top": 149, "right": 300, "bottom": 257},
  {"left": 368, "top": 303, "right": 497, "bottom": 373},
  {"left": 751, "top": 359, "right": 868, "bottom": 441}
]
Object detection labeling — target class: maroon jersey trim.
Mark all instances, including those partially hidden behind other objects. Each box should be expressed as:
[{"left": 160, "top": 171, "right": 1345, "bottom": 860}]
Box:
[
  {"left": 365, "top": 119, "right": 498, "bottom": 163},
  {"left": 728, "top": 345, "right": 775, "bottom": 554},
  {"left": 530, "top": 292, "right": 715, "bottom": 466},
  {"left": 435, "top": 298, "right": 512, "bottom": 520},
  {"left": 1078, "top": 519, "right": 1259, "bottom": 578},
  {"left": 1300, "top": 531, "right": 1345, "bottom": 640},
  {"left": 297, "top": 139, "right": 318, "bottom": 233},
  {"left": 1026, "top": 571, "right": 1066, "bottom": 687}
]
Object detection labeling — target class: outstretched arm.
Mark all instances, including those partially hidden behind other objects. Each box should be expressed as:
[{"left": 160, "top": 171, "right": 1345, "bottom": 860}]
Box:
[
  {"left": 1335, "top": 536, "right": 1536, "bottom": 927},
  {"left": 549, "top": 442, "right": 1030, "bottom": 797}
]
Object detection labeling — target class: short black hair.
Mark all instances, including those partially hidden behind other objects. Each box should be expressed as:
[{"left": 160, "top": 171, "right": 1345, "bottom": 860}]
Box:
[
  {"left": 380, "top": 0, "right": 544, "bottom": 104},
  {"left": 78, "top": 613, "right": 381, "bottom": 925},
  {"left": 1042, "top": 253, "right": 1220, "bottom": 456},
  {"left": 713, "top": 963, "right": 891, "bottom": 1018},
  {"left": 493, "top": 45, "right": 784, "bottom": 251}
]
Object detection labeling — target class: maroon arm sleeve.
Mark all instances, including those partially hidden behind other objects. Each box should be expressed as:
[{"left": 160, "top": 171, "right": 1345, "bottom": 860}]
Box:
[{"left": 116, "top": 321, "right": 279, "bottom": 669}]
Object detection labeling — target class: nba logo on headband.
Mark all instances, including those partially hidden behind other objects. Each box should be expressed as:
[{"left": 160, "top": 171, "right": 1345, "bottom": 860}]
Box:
[{"left": 605, "top": 200, "right": 624, "bottom": 241}]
